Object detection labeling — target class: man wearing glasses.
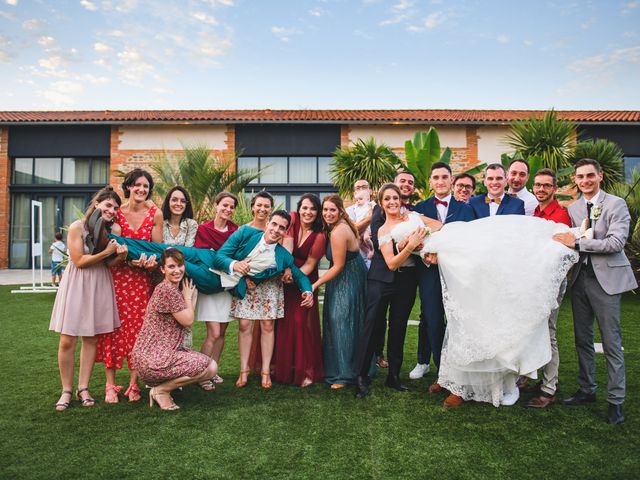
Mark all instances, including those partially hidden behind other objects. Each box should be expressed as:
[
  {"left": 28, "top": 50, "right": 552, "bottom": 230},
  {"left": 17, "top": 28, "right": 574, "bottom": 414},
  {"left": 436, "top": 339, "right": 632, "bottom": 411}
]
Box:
[
  {"left": 452, "top": 174, "right": 475, "bottom": 203},
  {"left": 525, "top": 168, "right": 571, "bottom": 409}
]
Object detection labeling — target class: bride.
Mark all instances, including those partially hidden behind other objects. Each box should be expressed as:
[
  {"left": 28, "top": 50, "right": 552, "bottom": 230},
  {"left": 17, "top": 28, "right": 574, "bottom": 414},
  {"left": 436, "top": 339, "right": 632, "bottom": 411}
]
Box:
[{"left": 386, "top": 209, "right": 579, "bottom": 407}]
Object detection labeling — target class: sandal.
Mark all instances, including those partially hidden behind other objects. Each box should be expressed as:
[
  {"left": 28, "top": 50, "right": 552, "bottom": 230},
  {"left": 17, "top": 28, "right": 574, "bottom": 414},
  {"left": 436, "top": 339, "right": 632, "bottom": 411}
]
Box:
[
  {"left": 261, "top": 371, "right": 272, "bottom": 389},
  {"left": 124, "top": 383, "right": 141, "bottom": 402},
  {"left": 55, "top": 390, "right": 73, "bottom": 411},
  {"left": 212, "top": 374, "right": 224, "bottom": 384},
  {"left": 235, "top": 369, "right": 250, "bottom": 388},
  {"left": 199, "top": 379, "right": 215, "bottom": 391},
  {"left": 75, "top": 387, "right": 96, "bottom": 407},
  {"left": 330, "top": 383, "right": 345, "bottom": 390},
  {"left": 301, "top": 377, "right": 313, "bottom": 388},
  {"left": 105, "top": 384, "right": 122, "bottom": 404},
  {"left": 149, "top": 388, "right": 180, "bottom": 411}
]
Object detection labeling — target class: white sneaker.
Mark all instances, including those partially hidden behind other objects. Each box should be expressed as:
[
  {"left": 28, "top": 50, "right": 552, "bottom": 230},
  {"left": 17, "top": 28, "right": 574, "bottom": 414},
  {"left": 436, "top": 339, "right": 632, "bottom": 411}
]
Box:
[{"left": 409, "top": 363, "right": 430, "bottom": 380}]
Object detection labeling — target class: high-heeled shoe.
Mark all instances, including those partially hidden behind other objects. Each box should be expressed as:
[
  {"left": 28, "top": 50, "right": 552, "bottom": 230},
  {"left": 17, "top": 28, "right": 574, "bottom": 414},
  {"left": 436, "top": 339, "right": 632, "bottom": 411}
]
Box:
[
  {"left": 149, "top": 388, "right": 180, "bottom": 411},
  {"left": 55, "top": 390, "right": 73, "bottom": 411},
  {"left": 104, "top": 384, "right": 122, "bottom": 404},
  {"left": 235, "top": 369, "right": 250, "bottom": 388},
  {"left": 261, "top": 371, "right": 272, "bottom": 389},
  {"left": 75, "top": 387, "right": 96, "bottom": 407},
  {"left": 124, "top": 383, "right": 141, "bottom": 402}
]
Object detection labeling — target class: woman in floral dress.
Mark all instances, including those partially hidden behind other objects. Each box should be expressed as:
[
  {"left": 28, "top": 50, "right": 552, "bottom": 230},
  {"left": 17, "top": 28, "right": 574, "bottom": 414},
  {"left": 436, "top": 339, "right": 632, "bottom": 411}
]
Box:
[
  {"left": 96, "top": 169, "right": 163, "bottom": 403},
  {"left": 131, "top": 248, "right": 217, "bottom": 410}
]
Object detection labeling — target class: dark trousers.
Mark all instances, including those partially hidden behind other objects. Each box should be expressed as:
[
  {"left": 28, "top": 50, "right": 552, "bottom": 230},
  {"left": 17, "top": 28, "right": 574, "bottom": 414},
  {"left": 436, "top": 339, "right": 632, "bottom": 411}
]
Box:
[
  {"left": 355, "top": 268, "right": 418, "bottom": 378},
  {"left": 417, "top": 266, "right": 445, "bottom": 369}
]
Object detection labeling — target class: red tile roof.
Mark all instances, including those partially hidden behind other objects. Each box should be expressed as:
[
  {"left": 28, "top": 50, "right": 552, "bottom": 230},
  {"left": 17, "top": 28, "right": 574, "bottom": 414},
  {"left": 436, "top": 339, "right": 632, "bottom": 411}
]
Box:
[{"left": 0, "top": 109, "right": 638, "bottom": 124}]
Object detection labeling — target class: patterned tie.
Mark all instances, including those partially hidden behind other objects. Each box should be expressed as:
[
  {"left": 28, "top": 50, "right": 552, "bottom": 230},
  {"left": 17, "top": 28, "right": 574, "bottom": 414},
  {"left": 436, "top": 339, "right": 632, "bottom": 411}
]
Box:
[
  {"left": 434, "top": 198, "right": 448, "bottom": 207},
  {"left": 484, "top": 196, "right": 502, "bottom": 205}
]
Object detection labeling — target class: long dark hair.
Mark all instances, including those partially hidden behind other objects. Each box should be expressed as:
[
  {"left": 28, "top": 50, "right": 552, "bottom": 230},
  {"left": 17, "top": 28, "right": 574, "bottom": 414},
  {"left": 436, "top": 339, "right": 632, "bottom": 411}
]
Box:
[
  {"left": 84, "top": 186, "right": 122, "bottom": 224},
  {"left": 296, "top": 193, "right": 323, "bottom": 233},
  {"left": 121, "top": 168, "right": 154, "bottom": 199},
  {"left": 161, "top": 186, "right": 194, "bottom": 221}
]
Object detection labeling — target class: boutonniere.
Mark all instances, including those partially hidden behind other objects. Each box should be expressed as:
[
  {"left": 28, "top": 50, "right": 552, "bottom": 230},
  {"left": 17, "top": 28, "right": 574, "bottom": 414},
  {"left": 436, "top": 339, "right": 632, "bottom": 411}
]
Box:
[{"left": 590, "top": 206, "right": 602, "bottom": 221}]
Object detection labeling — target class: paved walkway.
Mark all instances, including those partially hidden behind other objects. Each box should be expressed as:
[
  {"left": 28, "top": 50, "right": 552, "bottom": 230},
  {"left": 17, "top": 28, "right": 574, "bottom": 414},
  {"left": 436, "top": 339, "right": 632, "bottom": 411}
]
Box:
[{"left": 0, "top": 269, "right": 47, "bottom": 285}]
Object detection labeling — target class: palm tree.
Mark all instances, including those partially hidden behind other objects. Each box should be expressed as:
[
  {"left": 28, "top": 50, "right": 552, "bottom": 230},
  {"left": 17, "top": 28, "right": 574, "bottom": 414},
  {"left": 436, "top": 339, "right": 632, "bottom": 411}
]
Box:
[
  {"left": 572, "top": 138, "right": 624, "bottom": 191},
  {"left": 505, "top": 110, "right": 576, "bottom": 171},
  {"left": 151, "top": 144, "right": 259, "bottom": 223},
  {"left": 330, "top": 137, "right": 401, "bottom": 198}
]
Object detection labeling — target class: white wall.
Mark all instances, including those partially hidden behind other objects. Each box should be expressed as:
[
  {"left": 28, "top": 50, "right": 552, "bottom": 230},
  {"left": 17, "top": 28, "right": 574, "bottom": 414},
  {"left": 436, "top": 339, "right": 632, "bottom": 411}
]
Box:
[
  {"left": 347, "top": 125, "right": 467, "bottom": 149},
  {"left": 119, "top": 125, "right": 228, "bottom": 150},
  {"left": 477, "top": 126, "right": 513, "bottom": 164}
]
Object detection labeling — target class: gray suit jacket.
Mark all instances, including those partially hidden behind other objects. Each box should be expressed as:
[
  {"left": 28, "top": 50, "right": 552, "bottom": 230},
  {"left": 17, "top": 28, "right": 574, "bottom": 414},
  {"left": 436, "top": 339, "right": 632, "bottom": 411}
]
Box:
[{"left": 568, "top": 191, "right": 637, "bottom": 295}]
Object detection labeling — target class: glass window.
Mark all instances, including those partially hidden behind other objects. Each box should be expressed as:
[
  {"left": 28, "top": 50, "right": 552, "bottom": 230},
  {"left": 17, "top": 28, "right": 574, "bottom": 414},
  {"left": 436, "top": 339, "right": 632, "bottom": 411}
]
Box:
[
  {"left": 13, "top": 158, "right": 33, "bottom": 184},
  {"left": 63, "top": 196, "right": 86, "bottom": 226},
  {"left": 318, "top": 156, "right": 333, "bottom": 183},
  {"left": 260, "top": 157, "right": 287, "bottom": 184},
  {"left": 63, "top": 158, "right": 91, "bottom": 184},
  {"left": 35, "top": 196, "right": 57, "bottom": 267},
  {"left": 271, "top": 194, "right": 286, "bottom": 210},
  {"left": 624, "top": 156, "right": 640, "bottom": 181},
  {"left": 91, "top": 158, "right": 109, "bottom": 184},
  {"left": 289, "top": 194, "right": 302, "bottom": 211},
  {"left": 289, "top": 157, "right": 317, "bottom": 183},
  {"left": 34, "top": 158, "right": 61, "bottom": 184},
  {"left": 9, "top": 194, "right": 30, "bottom": 268},
  {"left": 238, "top": 157, "right": 259, "bottom": 185}
]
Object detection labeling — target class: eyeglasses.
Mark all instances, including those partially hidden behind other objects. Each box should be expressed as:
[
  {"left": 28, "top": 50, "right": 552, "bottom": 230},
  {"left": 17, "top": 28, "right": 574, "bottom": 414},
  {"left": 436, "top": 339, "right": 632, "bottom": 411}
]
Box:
[
  {"left": 354, "top": 184, "right": 370, "bottom": 190},
  {"left": 455, "top": 184, "right": 473, "bottom": 191},
  {"left": 533, "top": 183, "right": 554, "bottom": 189}
]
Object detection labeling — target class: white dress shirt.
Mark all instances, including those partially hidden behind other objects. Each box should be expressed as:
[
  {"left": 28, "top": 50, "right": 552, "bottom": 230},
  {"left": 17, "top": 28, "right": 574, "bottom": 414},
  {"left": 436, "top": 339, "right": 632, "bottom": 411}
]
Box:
[
  {"left": 434, "top": 194, "right": 452, "bottom": 223},
  {"left": 511, "top": 188, "right": 537, "bottom": 216}
]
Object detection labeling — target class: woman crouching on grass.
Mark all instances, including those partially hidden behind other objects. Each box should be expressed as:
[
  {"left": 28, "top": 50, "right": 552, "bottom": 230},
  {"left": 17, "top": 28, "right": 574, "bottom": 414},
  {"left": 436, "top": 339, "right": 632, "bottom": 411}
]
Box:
[
  {"left": 130, "top": 248, "right": 217, "bottom": 410},
  {"left": 50, "top": 186, "right": 128, "bottom": 411}
]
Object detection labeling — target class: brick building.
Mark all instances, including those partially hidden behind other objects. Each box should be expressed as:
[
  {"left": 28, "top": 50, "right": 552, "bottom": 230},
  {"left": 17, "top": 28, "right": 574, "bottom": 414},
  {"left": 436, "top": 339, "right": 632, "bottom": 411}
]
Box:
[{"left": 1, "top": 109, "right": 639, "bottom": 269}]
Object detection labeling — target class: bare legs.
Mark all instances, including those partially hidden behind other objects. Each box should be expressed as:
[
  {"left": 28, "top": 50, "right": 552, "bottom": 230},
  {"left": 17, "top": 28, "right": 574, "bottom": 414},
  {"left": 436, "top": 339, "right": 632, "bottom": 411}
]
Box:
[
  {"left": 56, "top": 334, "right": 97, "bottom": 409},
  {"left": 236, "top": 318, "right": 253, "bottom": 386},
  {"left": 150, "top": 360, "right": 218, "bottom": 409},
  {"left": 105, "top": 367, "right": 140, "bottom": 403},
  {"left": 201, "top": 321, "right": 228, "bottom": 364},
  {"left": 236, "top": 318, "right": 275, "bottom": 388},
  {"left": 260, "top": 320, "right": 274, "bottom": 388}
]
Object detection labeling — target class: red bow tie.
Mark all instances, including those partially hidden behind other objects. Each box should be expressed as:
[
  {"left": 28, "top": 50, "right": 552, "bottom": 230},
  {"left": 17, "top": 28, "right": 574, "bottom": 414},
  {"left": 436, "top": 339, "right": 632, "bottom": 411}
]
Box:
[{"left": 434, "top": 198, "right": 448, "bottom": 207}]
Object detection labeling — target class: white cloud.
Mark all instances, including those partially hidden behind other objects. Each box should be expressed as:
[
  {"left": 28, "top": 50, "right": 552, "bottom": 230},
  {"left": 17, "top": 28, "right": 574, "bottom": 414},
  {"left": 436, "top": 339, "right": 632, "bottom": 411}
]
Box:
[
  {"left": 271, "top": 26, "right": 301, "bottom": 42},
  {"left": 380, "top": 0, "right": 415, "bottom": 25},
  {"left": 80, "top": 0, "right": 97, "bottom": 11},
  {"left": 496, "top": 34, "right": 510, "bottom": 44},
  {"left": 0, "top": 35, "right": 13, "bottom": 62},
  {"left": 22, "top": 18, "right": 44, "bottom": 30},
  {"left": 202, "top": 0, "right": 233, "bottom": 5},
  {"left": 192, "top": 11, "right": 218, "bottom": 25},
  {"left": 117, "top": 46, "right": 155, "bottom": 85},
  {"left": 524, "top": 39, "right": 533, "bottom": 46},
  {"left": 109, "top": 30, "right": 125, "bottom": 37},
  {"left": 198, "top": 36, "right": 232, "bottom": 57},
  {"left": 38, "top": 55, "right": 66, "bottom": 70},
  {"left": 38, "top": 36, "right": 55, "bottom": 47},
  {"left": 101, "top": 0, "right": 138, "bottom": 13},
  {"left": 622, "top": 1, "right": 640, "bottom": 14},
  {"left": 309, "top": 7, "right": 322, "bottom": 17},
  {"left": 581, "top": 17, "right": 595, "bottom": 29},
  {"left": 569, "top": 45, "right": 640, "bottom": 72},
  {"left": 424, "top": 11, "right": 446, "bottom": 28},
  {"left": 5, "top": 0, "right": 18, "bottom": 5},
  {"left": 38, "top": 80, "right": 84, "bottom": 106},
  {"left": 94, "top": 42, "right": 112, "bottom": 53}
]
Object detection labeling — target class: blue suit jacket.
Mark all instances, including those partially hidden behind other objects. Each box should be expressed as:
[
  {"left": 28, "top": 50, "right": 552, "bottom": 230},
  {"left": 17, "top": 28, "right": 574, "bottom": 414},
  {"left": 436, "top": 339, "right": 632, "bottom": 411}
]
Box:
[
  {"left": 413, "top": 196, "right": 476, "bottom": 224},
  {"left": 212, "top": 225, "right": 312, "bottom": 298},
  {"left": 469, "top": 193, "right": 525, "bottom": 218}
]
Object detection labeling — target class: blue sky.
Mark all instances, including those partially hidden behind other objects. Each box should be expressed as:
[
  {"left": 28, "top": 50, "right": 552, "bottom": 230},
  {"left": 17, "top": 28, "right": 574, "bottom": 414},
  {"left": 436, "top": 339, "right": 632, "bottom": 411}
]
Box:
[{"left": 1, "top": 0, "right": 639, "bottom": 110}]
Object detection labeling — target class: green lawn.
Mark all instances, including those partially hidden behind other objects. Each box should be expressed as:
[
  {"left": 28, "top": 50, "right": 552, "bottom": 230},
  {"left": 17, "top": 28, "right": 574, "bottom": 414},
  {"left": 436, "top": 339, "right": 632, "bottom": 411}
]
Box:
[{"left": 0, "top": 285, "right": 638, "bottom": 479}]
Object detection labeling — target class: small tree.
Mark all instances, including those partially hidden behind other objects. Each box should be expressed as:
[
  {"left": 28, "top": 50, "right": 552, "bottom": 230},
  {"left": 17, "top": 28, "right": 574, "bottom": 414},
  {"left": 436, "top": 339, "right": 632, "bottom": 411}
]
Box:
[
  {"left": 505, "top": 109, "right": 576, "bottom": 171},
  {"left": 330, "top": 137, "right": 401, "bottom": 198},
  {"left": 151, "top": 144, "right": 259, "bottom": 223}
]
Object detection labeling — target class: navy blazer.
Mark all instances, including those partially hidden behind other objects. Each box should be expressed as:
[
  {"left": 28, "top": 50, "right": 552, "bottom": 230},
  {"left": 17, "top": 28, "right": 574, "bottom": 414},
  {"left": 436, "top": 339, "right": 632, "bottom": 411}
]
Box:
[
  {"left": 212, "top": 225, "right": 312, "bottom": 298},
  {"left": 413, "top": 196, "right": 475, "bottom": 223},
  {"left": 469, "top": 193, "right": 525, "bottom": 218}
]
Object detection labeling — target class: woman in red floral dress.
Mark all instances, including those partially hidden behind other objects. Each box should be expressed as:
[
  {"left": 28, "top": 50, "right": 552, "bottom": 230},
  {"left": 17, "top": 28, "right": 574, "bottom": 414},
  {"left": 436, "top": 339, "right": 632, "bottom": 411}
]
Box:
[{"left": 96, "top": 169, "right": 163, "bottom": 403}]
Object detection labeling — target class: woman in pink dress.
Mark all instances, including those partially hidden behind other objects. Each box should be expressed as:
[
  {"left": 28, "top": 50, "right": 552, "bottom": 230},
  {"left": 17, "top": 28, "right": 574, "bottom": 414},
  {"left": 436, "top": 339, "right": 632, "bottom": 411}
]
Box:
[
  {"left": 195, "top": 192, "right": 239, "bottom": 390},
  {"left": 131, "top": 248, "right": 217, "bottom": 410},
  {"left": 96, "top": 169, "right": 163, "bottom": 403},
  {"left": 50, "top": 186, "right": 128, "bottom": 410},
  {"left": 273, "top": 193, "right": 326, "bottom": 387}
]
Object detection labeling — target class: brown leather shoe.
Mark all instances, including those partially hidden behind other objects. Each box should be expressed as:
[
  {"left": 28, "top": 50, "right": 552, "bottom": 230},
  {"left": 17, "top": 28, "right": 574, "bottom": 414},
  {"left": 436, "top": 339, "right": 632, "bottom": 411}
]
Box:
[
  {"left": 526, "top": 394, "right": 556, "bottom": 408},
  {"left": 443, "top": 394, "right": 464, "bottom": 408},
  {"left": 428, "top": 382, "right": 443, "bottom": 394}
]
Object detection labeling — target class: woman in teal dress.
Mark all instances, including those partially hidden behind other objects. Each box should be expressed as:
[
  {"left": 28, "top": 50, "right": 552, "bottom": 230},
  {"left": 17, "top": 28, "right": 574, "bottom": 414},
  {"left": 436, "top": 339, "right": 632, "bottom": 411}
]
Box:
[{"left": 312, "top": 194, "right": 368, "bottom": 389}]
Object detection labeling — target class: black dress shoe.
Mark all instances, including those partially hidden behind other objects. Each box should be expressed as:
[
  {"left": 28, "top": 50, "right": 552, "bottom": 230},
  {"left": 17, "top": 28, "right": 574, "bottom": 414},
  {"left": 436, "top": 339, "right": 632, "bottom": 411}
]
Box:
[
  {"left": 384, "top": 375, "right": 409, "bottom": 392},
  {"left": 607, "top": 403, "right": 625, "bottom": 425},
  {"left": 563, "top": 389, "right": 596, "bottom": 406},
  {"left": 355, "top": 376, "right": 369, "bottom": 399}
]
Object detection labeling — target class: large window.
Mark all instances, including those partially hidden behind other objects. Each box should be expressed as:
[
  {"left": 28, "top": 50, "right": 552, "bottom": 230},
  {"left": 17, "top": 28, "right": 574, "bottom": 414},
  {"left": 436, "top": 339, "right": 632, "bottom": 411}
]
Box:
[
  {"left": 624, "top": 156, "right": 640, "bottom": 181},
  {"left": 13, "top": 157, "right": 109, "bottom": 185},
  {"left": 237, "top": 155, "right": 336, "bottom": 210}
]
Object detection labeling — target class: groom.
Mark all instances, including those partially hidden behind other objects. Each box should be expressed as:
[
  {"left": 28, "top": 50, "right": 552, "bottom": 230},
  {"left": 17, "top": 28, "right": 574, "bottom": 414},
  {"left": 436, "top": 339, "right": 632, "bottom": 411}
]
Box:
[
  {"left": 553, "top": 158, "right": 637, "bottom": 424},
  {"left": 411, "top": 162, "right": 475, "bottom": 387},
  {"left": 470, "top": 163, "right": 525, "bottom": 218}
]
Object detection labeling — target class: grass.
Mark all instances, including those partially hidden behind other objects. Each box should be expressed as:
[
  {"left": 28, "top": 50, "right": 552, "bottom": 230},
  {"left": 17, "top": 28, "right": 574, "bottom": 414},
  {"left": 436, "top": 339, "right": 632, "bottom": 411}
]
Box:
[{"left": 0, "top": 285, "right": 638, "bottom": 479}]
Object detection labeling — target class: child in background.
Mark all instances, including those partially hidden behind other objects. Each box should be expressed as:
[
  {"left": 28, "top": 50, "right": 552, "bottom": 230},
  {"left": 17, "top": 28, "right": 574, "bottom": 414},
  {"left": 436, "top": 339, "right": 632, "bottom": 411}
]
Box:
[
  {"left": 49, "top": 231, "right": 66, "bottom": 286},
  {"left": 352, "top": 190, "right": 375, "bottom": 262}
]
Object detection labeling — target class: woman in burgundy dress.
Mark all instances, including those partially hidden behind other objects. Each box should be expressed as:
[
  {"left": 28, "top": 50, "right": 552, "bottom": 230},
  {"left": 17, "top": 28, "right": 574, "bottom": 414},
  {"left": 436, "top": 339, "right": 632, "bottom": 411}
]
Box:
[
  {"left": 131, "top": 248, "right": 217, "bottom": 410},
  {"left": 273, "top": 193, "right": 326, "bottom": 387},
  {"left": 195, "top": 192, "right": 239, "bottom": 389},
  {"left": 96, "top": 169, "right": 163, "bottom": 403}
]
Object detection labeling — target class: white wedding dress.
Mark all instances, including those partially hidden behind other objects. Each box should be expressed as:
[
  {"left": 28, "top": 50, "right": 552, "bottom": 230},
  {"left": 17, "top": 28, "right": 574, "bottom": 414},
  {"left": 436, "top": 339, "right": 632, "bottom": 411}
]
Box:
[{"left": 388, "top": 214, "right": 579, "bottom": 407}]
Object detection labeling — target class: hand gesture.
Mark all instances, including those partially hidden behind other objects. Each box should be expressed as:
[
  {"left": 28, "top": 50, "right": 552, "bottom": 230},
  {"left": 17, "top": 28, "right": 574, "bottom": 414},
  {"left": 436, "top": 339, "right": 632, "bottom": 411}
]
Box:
[
  {"left": 182, "top": 278, "right": 196, "bottom": 302},
  {"left": 407, "top": 227, "right": 427, "bottom": 250},
  {"left": 104, "top": 238, "right": 119, "bottom": 255},
  {"left": 300, "top": 291, "right": 314, "bottom": 308},
  {"left": 116, "top": 243, "right": 128, "bottom": 258},
  {"left": 282, "top": 267, "right": 293, "bottom": 284}
]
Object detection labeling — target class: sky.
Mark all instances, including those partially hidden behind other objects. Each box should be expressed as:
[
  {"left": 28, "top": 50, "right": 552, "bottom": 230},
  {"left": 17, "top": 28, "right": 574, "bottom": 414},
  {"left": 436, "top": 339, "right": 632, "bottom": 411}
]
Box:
[{"left": 1, "top": 0, "right": 639, "bottom": 111}]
